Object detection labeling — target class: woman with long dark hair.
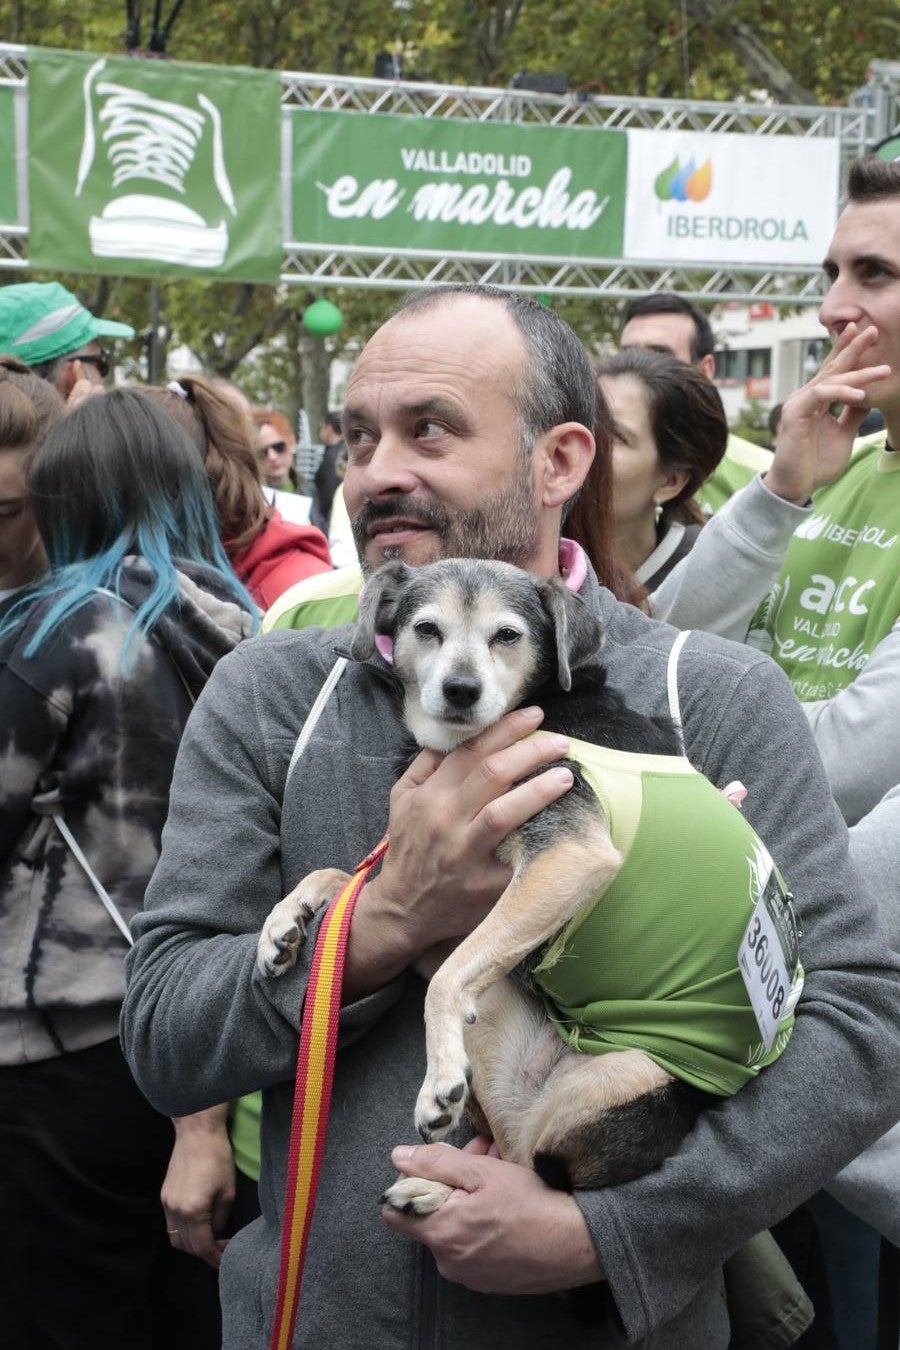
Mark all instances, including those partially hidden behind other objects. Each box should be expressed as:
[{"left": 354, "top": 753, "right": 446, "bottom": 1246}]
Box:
[
  {"left": 568, "top": 347, "right": 727, "bottom": 593},
  {"left": 0, "top": 389, "right": 255, "bottom": 1349}
]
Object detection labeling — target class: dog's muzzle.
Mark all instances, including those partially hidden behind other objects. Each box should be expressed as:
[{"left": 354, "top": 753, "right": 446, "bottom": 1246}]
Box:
[{"left": 441, "top": 675, "right": 482, "bottom": 714}]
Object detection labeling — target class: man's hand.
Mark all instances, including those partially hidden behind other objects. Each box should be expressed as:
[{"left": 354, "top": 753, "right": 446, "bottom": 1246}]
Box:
[
  {"left": 763, "top": 323, "right": 891, "bottom": 505},
  {"left": 343, "top": 707, "right": 573, "bottom": 1000},
  {"left": 161, "top": 1105, "right": 236, "bottom": 1268},
  {"left": 64, "top": 358, "right": 105, "bottom": 409},
  {"left": 381, "top": 1138, "right": 604, "bottom": 1295}
]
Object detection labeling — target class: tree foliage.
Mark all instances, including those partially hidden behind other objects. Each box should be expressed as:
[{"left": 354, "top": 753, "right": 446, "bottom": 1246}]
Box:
[{"left": 3, "top": 0, "right": 896, "bottom": 411}]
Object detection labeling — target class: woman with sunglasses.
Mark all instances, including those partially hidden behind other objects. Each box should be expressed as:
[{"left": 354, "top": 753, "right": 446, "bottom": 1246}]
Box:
[{"left": 251, "top": 407, "right": 301, "bottom": 492}]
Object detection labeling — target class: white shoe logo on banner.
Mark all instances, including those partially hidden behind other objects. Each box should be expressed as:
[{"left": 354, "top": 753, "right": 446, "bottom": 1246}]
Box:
[{"left": 75, "top": 57, "right": 237, "bottom": 268}]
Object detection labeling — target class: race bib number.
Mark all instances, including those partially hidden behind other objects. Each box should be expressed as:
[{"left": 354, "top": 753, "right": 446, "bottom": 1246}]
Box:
[{"left": 739, "top": 870, "right": 800, "bottom": 1052}]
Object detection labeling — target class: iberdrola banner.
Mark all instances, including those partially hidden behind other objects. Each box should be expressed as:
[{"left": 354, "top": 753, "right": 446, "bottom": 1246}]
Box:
[
  {"left": 624, "top": 128, "right": 839, "bottom": 266},
  {"left": 291, "top": 109, "right": 629, "bottom": 259},
  {"left": 27, "top": 47, "right": 282, "bottom": 282}
]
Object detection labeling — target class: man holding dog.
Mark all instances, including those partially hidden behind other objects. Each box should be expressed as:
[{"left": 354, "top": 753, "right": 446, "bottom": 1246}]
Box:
[{"left": 123, "top": 242, "right": 900, "bottom": 1344}]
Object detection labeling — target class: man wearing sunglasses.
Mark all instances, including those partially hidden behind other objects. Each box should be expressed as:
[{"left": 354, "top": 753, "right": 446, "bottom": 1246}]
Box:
[{"left": 0, "top": 281, "right": 134, "bottom": 404}]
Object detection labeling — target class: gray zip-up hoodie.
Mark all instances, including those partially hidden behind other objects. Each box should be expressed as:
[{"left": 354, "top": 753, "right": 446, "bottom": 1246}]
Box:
[{"left": 121, "top": 566, "right": 900, "bottom": 1348}]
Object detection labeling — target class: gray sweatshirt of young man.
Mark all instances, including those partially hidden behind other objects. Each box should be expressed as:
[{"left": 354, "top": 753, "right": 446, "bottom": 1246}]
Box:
[{"left": 121, "top": 568, "right": 900, "bottom": 1349}]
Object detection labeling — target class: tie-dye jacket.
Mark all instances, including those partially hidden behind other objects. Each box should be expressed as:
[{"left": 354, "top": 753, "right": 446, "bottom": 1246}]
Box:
[{"left": 0, "top": 558, "right": 253, "bottom": 1064}]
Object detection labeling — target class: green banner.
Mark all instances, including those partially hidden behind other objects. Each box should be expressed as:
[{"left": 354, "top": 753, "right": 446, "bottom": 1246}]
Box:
[
  {"left": 28, "top": 48, "right": 282, "bottom": 282},
  {"left": 0, "top": 86, "right": 18, "bottom": 226},
  {"left": 291, "top": 110, "right": 627, "bottom": 259}
]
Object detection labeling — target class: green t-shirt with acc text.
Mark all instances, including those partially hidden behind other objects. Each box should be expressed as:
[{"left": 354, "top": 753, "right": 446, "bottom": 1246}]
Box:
[{"left": 745, "top": 435, "right": 900, "bottom": 702}]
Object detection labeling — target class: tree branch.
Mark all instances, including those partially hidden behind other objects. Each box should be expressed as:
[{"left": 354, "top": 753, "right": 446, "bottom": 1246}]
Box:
[{"left": 684, "top": 0, "right": 818, "bottom": 104}]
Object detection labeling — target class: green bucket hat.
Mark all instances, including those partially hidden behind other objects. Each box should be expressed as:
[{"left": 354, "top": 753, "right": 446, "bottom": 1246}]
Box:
[{"left": 0, "top": 282, "right": 135, "bottom": 366}]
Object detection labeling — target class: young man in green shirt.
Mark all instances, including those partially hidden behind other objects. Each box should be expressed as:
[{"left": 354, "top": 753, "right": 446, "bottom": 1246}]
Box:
[
  {"left": 744, "top": 158, "right": 900, "bottom": 832},
  {"left": 123, "top": 276, "right": 900, "bottom": 1350},
  {"left": 730, "top": 154, "right": 900, "bottom": 1348}
]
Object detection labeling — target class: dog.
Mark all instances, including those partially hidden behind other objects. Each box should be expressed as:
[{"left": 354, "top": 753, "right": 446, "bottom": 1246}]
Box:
[{"left": 257, "top": 558, "right": 797, "bottom": 1218}]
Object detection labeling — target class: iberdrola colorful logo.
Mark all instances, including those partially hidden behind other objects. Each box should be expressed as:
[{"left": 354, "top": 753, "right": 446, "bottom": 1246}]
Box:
[{"left": 654, "top": 157, "right": 712, "bottom": 203}]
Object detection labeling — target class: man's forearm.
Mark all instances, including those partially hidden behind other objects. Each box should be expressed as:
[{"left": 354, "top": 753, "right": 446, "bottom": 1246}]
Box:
[{"left": 652, "top": 474, "right": 808, "bottom": 640}]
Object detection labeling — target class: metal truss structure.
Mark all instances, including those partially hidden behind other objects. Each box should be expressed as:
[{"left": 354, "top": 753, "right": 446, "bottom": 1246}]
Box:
[
  {"left": 868, "top": 59, "right": 900, "bottom": 151},
  {"left": 2, "top": 42, "right": 899, "bottom": 303}
]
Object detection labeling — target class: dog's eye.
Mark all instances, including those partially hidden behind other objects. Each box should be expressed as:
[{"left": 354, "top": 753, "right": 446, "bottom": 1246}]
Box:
[
  {"left": 414, "top": 620, "right": 442, "bottom": 642},
  {"left": 492, "top": 627, "right": 522, "bottom": 646}
]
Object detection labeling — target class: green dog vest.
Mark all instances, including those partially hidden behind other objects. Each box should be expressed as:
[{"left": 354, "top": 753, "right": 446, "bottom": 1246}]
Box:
[{"left": 533, "top": 739, "right": 804, "bottom": 1097}]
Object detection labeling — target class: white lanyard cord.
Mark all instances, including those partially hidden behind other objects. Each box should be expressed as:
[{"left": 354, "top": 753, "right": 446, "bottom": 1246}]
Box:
[
  {"left": 52, "top": 815, "right": 135, "bottom": 947},
  {"left": 666, "top": 629, "right": 692, "bottom": 757},
  {"left": 285, "top": 656, "right": 348, "bottom": 791}
]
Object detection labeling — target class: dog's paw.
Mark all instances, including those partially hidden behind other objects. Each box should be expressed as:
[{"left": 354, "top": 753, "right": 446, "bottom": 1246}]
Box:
[
  {"left": 256, "top": 898, "right": 309, "bottom": 978},
  {"left": 414, "top": 1062, "right": 471, "bottom": 1142},
  {"left": 381, "top": 1175, "right": 453, "bottom": 1216},
  {"left": 256, "top": 869, "right": 350, "bottom": 978}
]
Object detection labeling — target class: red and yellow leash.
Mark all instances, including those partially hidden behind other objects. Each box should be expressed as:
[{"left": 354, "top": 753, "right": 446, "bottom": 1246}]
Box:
[{"left": 269, "top": 835, "right": 389, "bottom": 1350}]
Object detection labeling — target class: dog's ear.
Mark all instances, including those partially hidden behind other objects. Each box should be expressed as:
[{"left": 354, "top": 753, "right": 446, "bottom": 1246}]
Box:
[
  {"left": 350, "top": 561, "right": 411, "bottom": 661},
  {"left": 536, "top": 580, "right": 605, "bottom": 691}
]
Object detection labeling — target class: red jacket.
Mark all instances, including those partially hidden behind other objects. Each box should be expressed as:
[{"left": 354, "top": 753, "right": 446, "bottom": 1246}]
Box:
[{"left": 232, "top": 511, "right": 332, "bottom": 611}]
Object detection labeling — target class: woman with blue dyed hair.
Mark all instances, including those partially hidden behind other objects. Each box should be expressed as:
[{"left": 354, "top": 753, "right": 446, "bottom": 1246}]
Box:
[{"left": 0, "top": 388, "right": 256, "bottom": 1349}]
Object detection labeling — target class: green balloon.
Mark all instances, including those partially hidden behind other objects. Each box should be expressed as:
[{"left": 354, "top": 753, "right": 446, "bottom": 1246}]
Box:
[
  {"left": 302, "top": 298, "right": 343, "bottom": 337},
  {"left": 873, "top": 133, "right": 900, "bottom": 163}
]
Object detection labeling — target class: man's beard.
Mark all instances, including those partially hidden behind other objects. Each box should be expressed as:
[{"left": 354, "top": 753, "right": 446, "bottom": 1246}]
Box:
[{"left": 352, "top": 468, "right": 541, "bottom": 574}]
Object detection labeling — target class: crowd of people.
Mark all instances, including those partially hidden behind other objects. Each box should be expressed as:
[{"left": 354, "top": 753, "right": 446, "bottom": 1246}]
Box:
[{"left": 1, "top": 152, "right": 898, "bottom": 1350}]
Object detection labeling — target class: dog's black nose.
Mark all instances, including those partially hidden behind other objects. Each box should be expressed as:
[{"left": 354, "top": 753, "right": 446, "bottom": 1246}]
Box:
[{"left": 442, "top": 675, "right": 481, "bottom": 709}]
